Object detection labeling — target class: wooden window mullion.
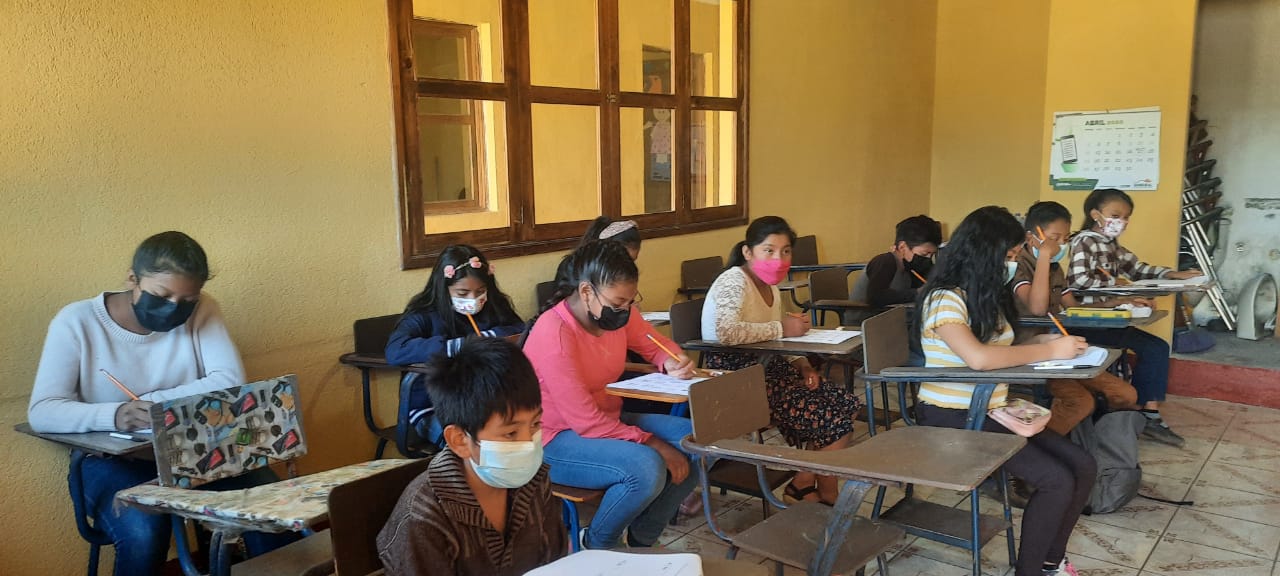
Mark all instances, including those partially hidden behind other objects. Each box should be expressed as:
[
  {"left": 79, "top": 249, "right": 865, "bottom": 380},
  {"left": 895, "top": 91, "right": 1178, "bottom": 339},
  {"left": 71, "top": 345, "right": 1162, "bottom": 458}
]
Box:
[
  {"left": 674, "top": 0, "right": 692, "bottom": 225},
  {"left": 504, "top": 0, "right": 534, "bottom": 242},
  {"left": 599, "top": 0, "right": 622, "bottom": 219}
]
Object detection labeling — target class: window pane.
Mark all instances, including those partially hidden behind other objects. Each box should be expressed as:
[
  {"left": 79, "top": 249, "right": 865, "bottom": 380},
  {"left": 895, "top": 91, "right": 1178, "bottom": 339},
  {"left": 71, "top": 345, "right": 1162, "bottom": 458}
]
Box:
[
  {"left": 692, "top": 109, "right": 736, "bottom": 208},
  {"left": 690, "top": 0, "right": 737, "bottom": 97},
  {"left": 532, "top": 104, "right": 601, "bottom": 224},
  {"left": 411, "top": 2, "right": 503, "bottom": 82},
  {"left": 419, "top": 98, "right": 510, "bottom": 232},
  {"left": 529, "top": 0, "right": 598, "bottom": 89},
  {"left": 619, "top": 0, "right": 673, "bottom": 94},
  {"left": 621, "top": 107, "right": 674, "bottom": 215}
]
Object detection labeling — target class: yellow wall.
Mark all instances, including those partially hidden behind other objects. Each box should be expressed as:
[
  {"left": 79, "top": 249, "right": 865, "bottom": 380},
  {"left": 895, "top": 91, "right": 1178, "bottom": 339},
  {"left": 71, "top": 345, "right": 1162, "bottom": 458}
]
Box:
[
  {"left": 929, "top": 0, "right": 1050, "bottom": 231},
  {"left": 0, "top": 1, "right": 937, "bottom": 573},
  {"left": 1037, "top": 0, "right": 1199, "bottom": 340}
]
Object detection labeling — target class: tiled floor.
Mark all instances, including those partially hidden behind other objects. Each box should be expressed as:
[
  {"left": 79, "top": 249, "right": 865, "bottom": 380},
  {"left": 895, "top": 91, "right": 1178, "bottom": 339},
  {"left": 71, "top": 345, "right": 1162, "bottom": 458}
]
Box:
[{"left": 633, "top": 395, "right": 1280, "bottom": 575}]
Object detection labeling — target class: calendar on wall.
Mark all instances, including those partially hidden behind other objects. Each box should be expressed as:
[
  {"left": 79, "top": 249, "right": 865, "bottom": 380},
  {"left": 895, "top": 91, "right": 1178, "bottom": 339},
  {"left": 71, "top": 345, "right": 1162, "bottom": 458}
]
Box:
[{"left": 1049, "top": 107, "right": 1161, "bottom": 191}]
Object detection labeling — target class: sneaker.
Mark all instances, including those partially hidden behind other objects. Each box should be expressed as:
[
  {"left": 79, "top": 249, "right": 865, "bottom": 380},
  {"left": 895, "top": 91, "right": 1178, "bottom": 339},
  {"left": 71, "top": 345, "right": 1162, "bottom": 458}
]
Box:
[
  {"left": 577, "top": 527, "right": 590, "bottom": 551},
  {"left": 1043, "top": 557, "right": 1079, "bottom": 576},
  {"left": 1141, "top": 417, "right": 1186, "bottom": 447}
]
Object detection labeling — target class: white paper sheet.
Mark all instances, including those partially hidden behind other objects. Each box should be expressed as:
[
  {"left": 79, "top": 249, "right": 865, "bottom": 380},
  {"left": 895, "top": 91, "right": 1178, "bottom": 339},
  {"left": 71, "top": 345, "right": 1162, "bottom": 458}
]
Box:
[
  {"left": 641, "top": 311, "right": 671, "bottom": 323},
  {"left": 1030, "top": 346, "right": 1110, "bottom": 369},
  {"left": 524, "top": 550, "right": 703, "bottom": 576},
  {"left": 1127, "top": 275, "right": 1209, "bottom": 288},
  {"left": 606, "top": 372, "right": 707, "bottom": 396},
  {"left": 777, "top": 329, "right": 861, "bottom": 344}
]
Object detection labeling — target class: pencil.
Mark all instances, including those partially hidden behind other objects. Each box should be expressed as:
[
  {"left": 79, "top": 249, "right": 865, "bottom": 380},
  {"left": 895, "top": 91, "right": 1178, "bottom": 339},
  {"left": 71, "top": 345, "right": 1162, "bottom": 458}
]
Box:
[
  {"left": 1047, "top": 313, "right": 1071, "bottom": 337},
  {"left": 465, "top": 313, "right": 482, "bottom": 336},
  {"left": 1035, "top": 226, "right": 1046, "bottom": 242},
  {"left": 911, "top": 270, "right": 927, "bottom": 283},
  {"left": 100, "top": 369, "right": 140, "bottom": 401},
  {"left": 645, "top": 333, "right": 684, "bottom": 362},
  {"left": 1096, "top": 267, "right": 1113, "bottom": 280}
]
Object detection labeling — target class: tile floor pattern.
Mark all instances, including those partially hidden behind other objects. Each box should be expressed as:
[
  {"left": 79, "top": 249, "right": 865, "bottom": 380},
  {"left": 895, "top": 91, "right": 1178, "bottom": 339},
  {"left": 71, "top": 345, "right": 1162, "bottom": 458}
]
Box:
[{"left": 593, "top": 396, "right": 1280, "bottom": 575}]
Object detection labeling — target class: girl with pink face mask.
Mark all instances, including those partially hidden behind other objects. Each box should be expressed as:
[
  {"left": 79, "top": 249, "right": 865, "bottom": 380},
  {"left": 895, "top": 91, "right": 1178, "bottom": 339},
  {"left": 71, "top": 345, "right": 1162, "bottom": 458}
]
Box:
[{"left": 699, "top": 216, "right": 861, "bottom": 505}]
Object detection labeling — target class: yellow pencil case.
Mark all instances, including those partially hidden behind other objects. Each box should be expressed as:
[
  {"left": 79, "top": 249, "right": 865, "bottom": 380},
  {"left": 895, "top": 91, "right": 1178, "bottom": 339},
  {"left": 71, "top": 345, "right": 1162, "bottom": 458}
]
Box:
[{"left": 1064, "top": 307, "right": 1130, "bottom": 319}]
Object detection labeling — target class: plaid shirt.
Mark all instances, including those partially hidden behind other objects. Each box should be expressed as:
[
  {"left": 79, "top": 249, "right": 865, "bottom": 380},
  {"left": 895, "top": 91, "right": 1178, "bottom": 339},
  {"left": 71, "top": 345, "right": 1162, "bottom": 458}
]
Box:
[{"left": 1067, "top": 230, "right": 1171, "bottom": 303}]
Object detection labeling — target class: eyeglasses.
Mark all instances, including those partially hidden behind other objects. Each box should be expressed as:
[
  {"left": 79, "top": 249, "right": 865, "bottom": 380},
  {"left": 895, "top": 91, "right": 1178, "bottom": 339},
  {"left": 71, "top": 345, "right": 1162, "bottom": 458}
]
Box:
[{"left": 594, "top": 287, "right": 642, "bottom": 312}]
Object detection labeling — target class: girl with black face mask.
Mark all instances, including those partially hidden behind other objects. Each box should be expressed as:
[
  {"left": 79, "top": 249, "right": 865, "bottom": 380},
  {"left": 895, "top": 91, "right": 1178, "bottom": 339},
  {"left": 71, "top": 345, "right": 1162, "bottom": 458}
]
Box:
[
  {"left": 522, "top": 240, "right": 698, "bottom": 551},
  {"left": 28, "top": 231, "right": 293, "bottom": 575}
]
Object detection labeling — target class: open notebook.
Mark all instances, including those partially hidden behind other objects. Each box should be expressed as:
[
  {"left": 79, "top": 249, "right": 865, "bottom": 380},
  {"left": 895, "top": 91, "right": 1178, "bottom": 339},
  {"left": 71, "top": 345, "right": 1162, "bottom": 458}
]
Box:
[
  {"left": 148, "top": 375, "right": 306, "bottom": 488},
  {"left": 524, "top": 550, "right": 702, "bottom": 576},
  {"left": 1030, "top": 346, "right": 1110, "bottom": 370}
]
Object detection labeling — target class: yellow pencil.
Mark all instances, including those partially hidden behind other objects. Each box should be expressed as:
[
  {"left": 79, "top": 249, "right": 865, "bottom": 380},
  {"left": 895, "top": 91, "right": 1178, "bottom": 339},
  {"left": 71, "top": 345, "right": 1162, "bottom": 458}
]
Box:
[
  {"left": 465, "top": 313, "right": 482, "bottom": 336},
  {"left": 1047, "top": 313, "right": 1071, "bottom": 337},
  {"left": 100, "top": 369, "right": 140, "bottom": 401},
  {"left": 645, "top": 333, "right": 682, "bottom": 361},
  {"left": 911, "top": 270, "right": 927, "bottom": 283},
  {"left": 1035, "top": 225, "right": 1047, "bottom": 242}
]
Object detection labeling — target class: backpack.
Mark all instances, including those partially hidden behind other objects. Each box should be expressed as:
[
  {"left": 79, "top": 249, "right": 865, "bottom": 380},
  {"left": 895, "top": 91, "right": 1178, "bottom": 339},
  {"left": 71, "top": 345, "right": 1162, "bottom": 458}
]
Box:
[{"left": 1069, "top": 409, "right": 1146, "bottom": 514}]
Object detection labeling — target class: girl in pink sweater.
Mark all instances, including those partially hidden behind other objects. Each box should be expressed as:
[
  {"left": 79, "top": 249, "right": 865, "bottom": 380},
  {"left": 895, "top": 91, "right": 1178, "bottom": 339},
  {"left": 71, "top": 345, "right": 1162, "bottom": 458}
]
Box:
[{"left": 523, "top": 240, "right": 697, "bottom": 550}]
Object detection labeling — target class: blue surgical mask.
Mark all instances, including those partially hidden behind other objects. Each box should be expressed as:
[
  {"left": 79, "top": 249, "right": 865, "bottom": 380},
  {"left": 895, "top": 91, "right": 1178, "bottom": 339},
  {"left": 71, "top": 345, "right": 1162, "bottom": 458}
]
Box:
[
  {"left": 1031, "top": 244, "right": 1068, "bottom": 264},
  {"left": 467, "top": 430, "right": 543, "bottom": 489},
  {"left": 1005, "top": 261, "right": 1018, "bottom": 284}
]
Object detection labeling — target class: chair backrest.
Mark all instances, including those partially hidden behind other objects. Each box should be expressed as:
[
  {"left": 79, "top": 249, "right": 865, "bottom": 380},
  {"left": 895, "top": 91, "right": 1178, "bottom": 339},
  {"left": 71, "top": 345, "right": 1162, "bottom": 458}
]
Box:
[
  {"left": 688, "top": 364, "right": 769, "bottom": 445},
  {"left": 792, "top": 235, "right": 819, "bottom": 267},
  {"left": 668, "top": 297, "right": 706, "bottom": 345},
  {"left": 353, "top": 315, "right": 401, "bottom": 355},
  {"left": 861, "top": 307, "right": 910, "bottom": 374},
  {"left": 329, "top": 459, "right": 431, "bottom": 576},
  {"left": 681, "top": 256, "right": 723, "bottom": 291},
  {"left": 149, "top": 375, "right": 306, "bottom": 488},
  {"left": 535, "top": 281, "right": 557, "bottom": 309},
  {"left": 808, "top": 267, "right": 851, "bottom": 301}
]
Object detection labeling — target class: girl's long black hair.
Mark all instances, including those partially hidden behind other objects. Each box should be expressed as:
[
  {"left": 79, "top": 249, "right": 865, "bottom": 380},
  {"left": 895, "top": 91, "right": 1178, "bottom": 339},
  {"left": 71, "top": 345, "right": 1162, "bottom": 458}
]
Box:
[
  {"left": 402, "top": 244, "right": 522, "bottom": 340},
  {"left": 727, "top": 216, "right": 796, "bottom": 269},
  {"left": 914, "top": 206, "right": 1023, "bottom": 344},
  {"left": 1080, "top": 188, "right": 1134, "bottom": 231},
  {"left": 524, "top": 240, "right": 638, "bottom": 344}
]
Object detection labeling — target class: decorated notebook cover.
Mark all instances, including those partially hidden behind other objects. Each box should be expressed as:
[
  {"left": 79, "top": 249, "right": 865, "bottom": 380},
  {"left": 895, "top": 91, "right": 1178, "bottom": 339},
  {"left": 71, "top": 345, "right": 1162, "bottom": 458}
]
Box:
[{"left": 148, "top": 375, "right": 306, "bottom": 488}]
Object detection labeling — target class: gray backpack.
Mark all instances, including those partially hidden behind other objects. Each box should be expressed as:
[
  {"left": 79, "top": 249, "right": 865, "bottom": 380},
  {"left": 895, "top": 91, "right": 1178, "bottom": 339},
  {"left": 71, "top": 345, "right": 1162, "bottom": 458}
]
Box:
[{"left": 1069, "top": 411, "right": 1146, "bottom": 514}]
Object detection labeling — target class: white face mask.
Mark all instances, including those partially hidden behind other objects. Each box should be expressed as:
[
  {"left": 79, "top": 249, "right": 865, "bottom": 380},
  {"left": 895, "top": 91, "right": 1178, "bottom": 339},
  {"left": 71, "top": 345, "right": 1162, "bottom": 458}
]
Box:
[
  {"left": 1005, "top": 261, "right": 1018, "bottom": 284},
  {"left": 467, "top": 430, "right": 543, "bottom": 489},
  {"left": 451, "top": 294, "right": 487, "bottom": 315},
  {"left": 1098, "top": 217, "right": 1128, "bottom": 239}
]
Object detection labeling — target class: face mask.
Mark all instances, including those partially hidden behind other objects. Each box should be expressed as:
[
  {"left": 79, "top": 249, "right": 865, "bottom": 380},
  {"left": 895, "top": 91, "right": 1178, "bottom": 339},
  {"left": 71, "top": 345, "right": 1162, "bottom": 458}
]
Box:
[
  {"left": 1030, "top": 244, "right": 1068, "bottom": 264},
  {"left": 1004, "top": 261, "right": 1018, "bottom": 284},
  {"left": 748, "top": 258, "right": 790, "bottom": 285},
  {"left": 133, "top": 290, "right": 197, "bottom": 332},
  {"left": 451, "top": 294, "right": 486, "bottom": 315},
  {"left": 1098, "top": 217, "right": 1128, "bottom": 239},
  {"left": 467, "top": 430, "right": 544, "bottom": 489},
  {"left": 589, "top": 288, "right": 632, "bottom": 331},
  {"left": 904, "top": 255, "right": 933, "bottom": 276}
]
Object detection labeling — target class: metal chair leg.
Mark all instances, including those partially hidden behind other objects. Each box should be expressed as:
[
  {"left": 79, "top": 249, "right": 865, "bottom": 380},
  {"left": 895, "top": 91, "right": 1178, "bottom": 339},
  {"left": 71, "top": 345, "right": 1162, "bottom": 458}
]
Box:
[{"left": 562, "top": 500, "right": 581, "bottom": 552}]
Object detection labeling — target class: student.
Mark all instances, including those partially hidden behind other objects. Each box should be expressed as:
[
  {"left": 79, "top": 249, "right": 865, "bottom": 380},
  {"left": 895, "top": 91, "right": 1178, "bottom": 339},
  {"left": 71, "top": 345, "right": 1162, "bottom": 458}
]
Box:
[
  {"left": 850, "top": 214, "right": 942, "bottom": 307},
  {"left": 377, "top": 338, "right": 565, "bottom": 576},
  {"left": 579, "top": 216, "right": 641, "bottom": 260},
  {"left": 701, "top": 216, "right": 861, "bottom": 505},
  {"left": 914, "top": 207, "right": 1095, "bottom": 576},
  {"left": 28, "top": 231, "right": 289, "bottom": 575},
  {"left": 1067, "top": 189, "right": 1200, "bottom": 446},
  {"left": 386, "top": 245, "right": 524, "bottom": 440},
  {"left": 523, "top": 240, "right": 697, "bottom": 550},
  {"left": 1013, "top": 201, "right": 1137, "bottom": 435}
]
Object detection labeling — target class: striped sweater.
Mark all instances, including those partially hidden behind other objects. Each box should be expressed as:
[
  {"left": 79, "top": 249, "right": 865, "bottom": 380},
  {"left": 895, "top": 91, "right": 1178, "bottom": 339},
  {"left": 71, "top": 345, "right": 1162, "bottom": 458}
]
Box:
[
  {"left": 377, "top": 448, "right": 566, "bottom": 576},
  {"left": 918, "top": 288, "right": 1014, "bottom": 409}
]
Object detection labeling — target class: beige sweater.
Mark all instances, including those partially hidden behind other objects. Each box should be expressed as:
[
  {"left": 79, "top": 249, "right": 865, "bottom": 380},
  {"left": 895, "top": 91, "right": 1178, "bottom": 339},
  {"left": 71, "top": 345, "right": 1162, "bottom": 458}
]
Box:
[{"left": 701, "top": 266, "right": 785, "bottom": 345}]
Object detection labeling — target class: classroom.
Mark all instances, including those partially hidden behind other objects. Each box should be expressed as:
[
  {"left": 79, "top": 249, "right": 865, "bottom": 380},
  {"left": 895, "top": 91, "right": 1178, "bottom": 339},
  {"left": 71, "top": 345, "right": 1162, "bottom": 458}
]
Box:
[{"left": 4, "top": 0, "right": 1279, "bottom": 575}]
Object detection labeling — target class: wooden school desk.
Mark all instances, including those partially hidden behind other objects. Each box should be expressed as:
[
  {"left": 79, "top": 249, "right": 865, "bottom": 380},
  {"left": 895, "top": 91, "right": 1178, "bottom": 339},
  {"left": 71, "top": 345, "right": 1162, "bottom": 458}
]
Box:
[
  {"left": 1018, "top": 309, "right": 1168, "bottom": 329},
  {"left": 683, "top": 331, "right": 864, "bottom": 386}
]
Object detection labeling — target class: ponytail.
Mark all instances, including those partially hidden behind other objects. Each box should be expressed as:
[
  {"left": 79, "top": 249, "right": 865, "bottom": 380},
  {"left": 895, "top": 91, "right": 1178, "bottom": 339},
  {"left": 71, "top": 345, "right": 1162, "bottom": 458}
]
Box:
[
  {"left": 521, "top": 240, "right": 639, "bottom": 347},
  {"left": 726, "top": 241, "right": 749, "bottom": 269}
]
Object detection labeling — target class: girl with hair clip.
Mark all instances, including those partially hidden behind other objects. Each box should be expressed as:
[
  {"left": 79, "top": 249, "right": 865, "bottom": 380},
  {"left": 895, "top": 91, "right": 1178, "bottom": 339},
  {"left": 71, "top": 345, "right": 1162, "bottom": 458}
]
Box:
[
  {"left": 700, "top": 216, "right": 862, "bottom": 506},
  {"left": 1066, "top": 188, "right": 1199, "bottom": 447},
  {"left": 386, "top": 244, "right": 524, "bottom": 439},
  {"left": 580, "top": 216, "right": 641, "bottom": 260},
  {"left": 914, "top": 206, "right": 1095, "bottom": 576},
  {"left": 523, "top": 240, "right": 697, "bottom": 550}
]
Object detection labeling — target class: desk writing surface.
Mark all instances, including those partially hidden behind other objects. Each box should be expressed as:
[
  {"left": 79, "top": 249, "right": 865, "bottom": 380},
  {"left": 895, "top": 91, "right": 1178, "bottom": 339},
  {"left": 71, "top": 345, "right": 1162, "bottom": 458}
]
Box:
[
  {"left": 710, "top": 426, "right": 1023, "bottom": 492},
  {"left": 878, "top": 348, "right": 1121, "bottom": 382},
  {"left": 14, "top": 421, "right": 153, "bottom": 458},
  {"left": 337, "top": 353, "right": 432, "bottom": 374},
  {"left": 683, "top": 334, "right": 863, "bottom": 357},
  {"left": 1019, "top": 309, "right": 1167, "bottom": 328},
  {"left": 788, "top": 262, "right": 867, "bottom": 273},
  {"left": 777, "top": 279, "right": 809, "bottom": 292}
]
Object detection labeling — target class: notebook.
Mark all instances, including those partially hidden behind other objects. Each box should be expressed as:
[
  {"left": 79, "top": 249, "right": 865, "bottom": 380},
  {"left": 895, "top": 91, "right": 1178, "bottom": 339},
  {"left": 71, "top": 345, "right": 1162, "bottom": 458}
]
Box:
[
  {"left": 148, "top": 375, "right": 306, "bottom": 488},
  {"left": 524, "top": 550, "right": 702, "bottom": 576},
  {"left": 1030, "top": 346, "right": 1110, "bottom": 370}
]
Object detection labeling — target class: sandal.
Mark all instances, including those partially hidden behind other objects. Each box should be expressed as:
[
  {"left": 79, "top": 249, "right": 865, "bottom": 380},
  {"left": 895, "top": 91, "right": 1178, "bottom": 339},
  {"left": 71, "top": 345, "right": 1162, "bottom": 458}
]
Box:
[{"left": 783, "top": 481, "right": 820, "bottom": 504}]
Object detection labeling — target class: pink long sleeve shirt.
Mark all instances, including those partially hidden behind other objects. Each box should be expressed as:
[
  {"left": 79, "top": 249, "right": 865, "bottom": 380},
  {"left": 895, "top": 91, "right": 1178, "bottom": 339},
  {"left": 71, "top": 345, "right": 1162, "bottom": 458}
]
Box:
[{"left": 524, "top": 301, "right": 682, "bottom": 446}]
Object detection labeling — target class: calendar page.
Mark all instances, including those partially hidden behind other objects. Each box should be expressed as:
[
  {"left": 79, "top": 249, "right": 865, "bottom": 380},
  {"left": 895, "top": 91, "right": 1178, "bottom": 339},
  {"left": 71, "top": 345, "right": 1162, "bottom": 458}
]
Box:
[{"left": 1049, "top": 108, "right": 1161, "bottom": 191}]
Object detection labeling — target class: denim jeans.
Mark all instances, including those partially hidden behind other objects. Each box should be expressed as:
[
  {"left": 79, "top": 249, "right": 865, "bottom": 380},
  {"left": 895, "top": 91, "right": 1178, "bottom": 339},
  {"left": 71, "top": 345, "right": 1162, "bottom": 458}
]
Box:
[
  {"left": 76, "top": 453, "right": 298, "bottom": 575},
  {"left": 543, "top": 413, "right": 698, "bottom": 549},
  {"left": 1074, "top": 326, "right": 1169, "bottom": 404}
]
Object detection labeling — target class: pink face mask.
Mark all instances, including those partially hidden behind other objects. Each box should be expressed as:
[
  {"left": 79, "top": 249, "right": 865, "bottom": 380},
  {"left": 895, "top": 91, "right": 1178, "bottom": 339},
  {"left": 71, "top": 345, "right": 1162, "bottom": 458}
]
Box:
[{"left": 749, "top": 258, "right": 790, "bottom": 285}]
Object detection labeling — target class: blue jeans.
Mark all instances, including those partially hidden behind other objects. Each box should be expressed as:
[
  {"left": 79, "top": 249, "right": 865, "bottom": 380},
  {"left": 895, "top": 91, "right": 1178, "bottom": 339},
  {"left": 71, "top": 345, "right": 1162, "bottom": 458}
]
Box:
[
  {"left": 543, "top": 413, "right": 698, "bottom": 549},
  {"left": 1074, "top": 326, "right": 1169, "bottom": 404},
  {"left": 76, "top": 453, "right": 297, "bottom": 575}
]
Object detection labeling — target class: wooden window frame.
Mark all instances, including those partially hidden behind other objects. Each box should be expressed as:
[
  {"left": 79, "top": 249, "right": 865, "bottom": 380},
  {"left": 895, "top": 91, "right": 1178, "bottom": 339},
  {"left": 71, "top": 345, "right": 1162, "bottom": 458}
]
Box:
[
  {"left": 412, "top": 19, "right": 489, "bottom": 215},
  {"left": 389, "top": 0, "right": 750, "bottom": 269}
]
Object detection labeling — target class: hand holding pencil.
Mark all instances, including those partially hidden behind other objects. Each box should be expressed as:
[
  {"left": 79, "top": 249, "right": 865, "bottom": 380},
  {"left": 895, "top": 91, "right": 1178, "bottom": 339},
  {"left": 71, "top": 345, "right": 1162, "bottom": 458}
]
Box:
[
  {"left": 647, "top": 334, "right": 696, "bottom": 379},
  {"left": 102, "top": 370, "right": 153, "bottom": 431}
]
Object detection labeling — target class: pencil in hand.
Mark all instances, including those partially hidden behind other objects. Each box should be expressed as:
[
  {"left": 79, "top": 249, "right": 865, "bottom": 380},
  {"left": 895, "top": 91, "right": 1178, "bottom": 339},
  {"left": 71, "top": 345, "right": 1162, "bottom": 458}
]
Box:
[
  {"left": 1035, "top": 226, "right": 1047, "bottom": 242},
  {"left": 100, "top": 369, "right": 140, "bottom": 401},
  {"left": 911, "top": 270, "right": 927, "bottom": 284},
  {"left": 645, "top": 333, "right": 683, "bottom": 362},
  {"left": 465, "top": 313, "right": 482, "bottom": 336},
  {"left": 1047, "top": 313, "right": 1070, "bottom": 337}
]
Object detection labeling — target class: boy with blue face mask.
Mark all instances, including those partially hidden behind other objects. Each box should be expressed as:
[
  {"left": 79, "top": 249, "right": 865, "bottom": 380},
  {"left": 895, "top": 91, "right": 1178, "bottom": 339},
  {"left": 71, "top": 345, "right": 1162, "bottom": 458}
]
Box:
[{"left": 377, "top": 338, "right": 565, "bottom": 576}]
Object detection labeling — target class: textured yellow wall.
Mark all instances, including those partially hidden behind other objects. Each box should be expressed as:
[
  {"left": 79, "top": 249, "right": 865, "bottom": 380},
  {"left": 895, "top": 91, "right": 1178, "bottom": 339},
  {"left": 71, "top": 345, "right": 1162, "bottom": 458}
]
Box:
[
  {"left": 929, "top": 0, "right": 1051, "bottom": 231},
  {"left": 0, "top": 1, "right": 937, "bottom": 573},
  {"left": 1038, "top": 0, "right": 1199, "bottom": 341}
]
